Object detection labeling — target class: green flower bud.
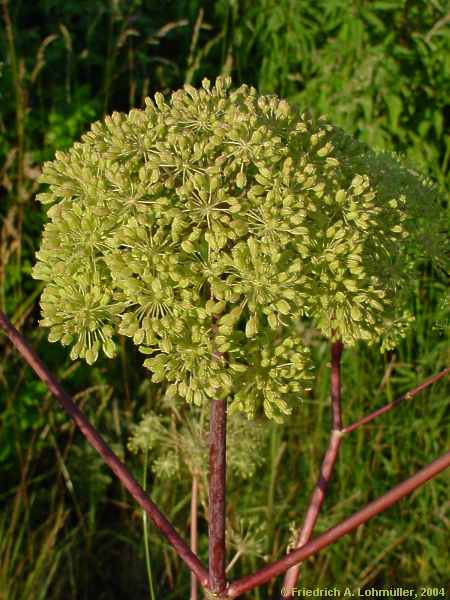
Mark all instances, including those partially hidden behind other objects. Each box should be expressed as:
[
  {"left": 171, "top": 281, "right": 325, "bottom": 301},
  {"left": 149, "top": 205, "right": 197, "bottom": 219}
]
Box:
[{"left": 32, "top": 76, "right": 448, "bottom": 421}]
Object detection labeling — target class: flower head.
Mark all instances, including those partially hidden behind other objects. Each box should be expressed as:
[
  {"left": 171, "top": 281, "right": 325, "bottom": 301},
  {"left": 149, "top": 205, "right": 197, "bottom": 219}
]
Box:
[{"left": 33, "top": 77, "right": 449, "bottom": 420}]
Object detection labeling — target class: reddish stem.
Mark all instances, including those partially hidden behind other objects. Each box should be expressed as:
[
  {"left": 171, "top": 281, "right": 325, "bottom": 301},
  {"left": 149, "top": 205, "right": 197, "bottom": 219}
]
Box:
[
  {"left": 208, "top": 397, "right": 227, "bottom": 595},
  {"left": 342, "top": 366, "right": 450, "bottom": 434},
  {"left": 206, "top": 312, "right": 228, "bottom": 595},
  {"left": 191, "top": 474, "right": 199, "bottom": 600},
  {"left": 331, "top": 340, "right": 343, "bottom": 430},
  {"left": 227, "top": 449, "right": 450, "bottom": 598},
  {"left": 282, "top": 340, "right": 343, "bottom": 596},
  {"left": 3, "top": 305, "right": 449, "bottom": 600},
  {"left": 0, "top": 311, "right": 209, "bottom": 587}
]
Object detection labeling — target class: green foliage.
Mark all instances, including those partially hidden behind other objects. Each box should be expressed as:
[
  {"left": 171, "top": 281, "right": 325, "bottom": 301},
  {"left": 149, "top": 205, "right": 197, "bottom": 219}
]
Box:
[
  {"left": 32, "top": 77, "right": 447, "bottom": 421},
  {"left": 226, "top": 516, "right": 268, "bottom": 566},
  {"left": 67, "top": 441, "right": 113, "bottom": 507},
  {"left": 0, "top": 379, "right": 47, "bottom": 464},
  {"left": 214, "top": 0, "right": 450, "bottom": 189},
  {"left": 43, "top": 86, "right": 99, "bottom": 156},
  {"left": 0, "top": 495, "right": 67, "bottom": 600}
]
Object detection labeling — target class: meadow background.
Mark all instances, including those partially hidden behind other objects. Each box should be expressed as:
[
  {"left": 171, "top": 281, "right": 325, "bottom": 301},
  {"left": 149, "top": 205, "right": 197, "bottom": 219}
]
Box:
[{"left": 0, "top": 0, "right": 449, "bottom": 598}]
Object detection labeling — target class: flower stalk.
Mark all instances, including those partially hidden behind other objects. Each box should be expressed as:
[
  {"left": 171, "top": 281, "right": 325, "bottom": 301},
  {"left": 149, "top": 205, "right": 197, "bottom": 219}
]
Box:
[
  {"left": 1, "top": 310, "right": 449, "bottom": 599},
  {"left": 0, "top": 310, "right": 209, "bottom": 588},
  {"left": 227, "top": 449, "right": 450, "bottom": 598},
  {"left": 282, "top": 340, "right": 343, "bottom": 596},
  {"left": 208, "top": 313, "right": 228, "bottom": 595},
  {"left": 190, "top": 473, "right": 199, "bottom": 600},
  {"left": 342, "top": 365, "right": 450, "bottom": 434}
]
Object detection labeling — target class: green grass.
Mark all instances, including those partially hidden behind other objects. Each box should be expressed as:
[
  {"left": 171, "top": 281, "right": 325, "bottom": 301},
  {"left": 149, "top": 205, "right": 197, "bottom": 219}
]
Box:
[{"left": 0, "top": 0, "right": 449, "bottom": 598}]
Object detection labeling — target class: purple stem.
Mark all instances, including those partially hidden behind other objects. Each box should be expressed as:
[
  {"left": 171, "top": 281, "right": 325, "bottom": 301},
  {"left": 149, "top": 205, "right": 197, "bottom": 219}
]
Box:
[
  {"left": 0, "top": 311, "right": 209, "bottom": 587},
  {"left": 191, "top": 474, "right": 199, "bottom": 600},
  {"left": 282, "top": 340, "right": 343, "bottom": 597},
  {"left": 342, "top": 366, "right": 450, "bottom": 434},
  {"left": 207, "top": 312, "right": 228, "bottom": 595},
  {"left": 227, "top": 449, "right": 450, "bottom": 598},
  {"left": 3, "top": 306, "right": 448, "bottom": 599},
  {"left": 208, "top": 397, "right": 227, "bottom": 594}
]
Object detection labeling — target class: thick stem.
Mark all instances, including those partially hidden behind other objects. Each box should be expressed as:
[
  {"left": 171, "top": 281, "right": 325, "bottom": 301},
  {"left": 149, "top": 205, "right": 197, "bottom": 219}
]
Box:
[
  {"left": 0, "top": 311, "right": 209, "bottom": 587},
  {"left": 227, "top": 450, "right": 450, "bottom": 598},
  {"left": 206, "top": 312, "right": 228, "bottom": 595},
  {"left": 342, "top": 366, "right": 450, "bottom": 434},
  {"left": 282, "top": 340, "right": 343, "bottom": 597},
  {"left": 208, "top": 397, "right": 227, "bottom": 594},
  {"left": 191, "top": 474, "right": 199, "bottom": 600},
  {"left": 282, "top": 431, "right": 342, "bottom": 596},
  {"left": 330, "top": 340, "right": 343, "bottom": 430}
]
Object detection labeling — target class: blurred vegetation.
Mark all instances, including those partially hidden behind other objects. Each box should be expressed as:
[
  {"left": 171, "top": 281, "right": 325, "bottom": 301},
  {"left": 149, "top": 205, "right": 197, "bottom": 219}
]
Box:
[{"left": 0, "top": 0, "right": 449, "bottom": 598}]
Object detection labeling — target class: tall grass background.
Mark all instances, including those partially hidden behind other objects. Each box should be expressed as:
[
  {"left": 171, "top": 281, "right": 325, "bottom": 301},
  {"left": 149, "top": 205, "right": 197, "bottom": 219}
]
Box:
[{"left": 0, "top": 0, "right": 449, "bottom": 598}]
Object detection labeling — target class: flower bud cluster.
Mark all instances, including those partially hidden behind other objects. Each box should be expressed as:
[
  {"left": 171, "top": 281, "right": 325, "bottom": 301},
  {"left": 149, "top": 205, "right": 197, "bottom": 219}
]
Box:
[{"left": 33, "top": 77, "right": 448, "bottom": 421}]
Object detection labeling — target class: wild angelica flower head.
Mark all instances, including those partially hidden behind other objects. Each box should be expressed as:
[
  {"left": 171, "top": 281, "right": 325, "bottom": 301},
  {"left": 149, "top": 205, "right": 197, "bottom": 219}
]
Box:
[{"left": 32, "top": 77, "right": 449, "bottom": 422}]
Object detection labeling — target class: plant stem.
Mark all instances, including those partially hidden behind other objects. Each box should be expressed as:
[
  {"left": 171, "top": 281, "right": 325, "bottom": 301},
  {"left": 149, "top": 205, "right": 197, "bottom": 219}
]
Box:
[
  {"left": 282, "top": 431, "right": 342, "bottom": 596},
  {"left": 225, "top": 550, "right": 243, "bottom": 574},
  {"left": 330, "top": 340, "right": 343, "bottom": 430},
  {"left": 282, "top": 340, "right": 343, "bottom": 597},
  {"left": 191, "top": 473, "right": 199, "bottom": 600},
  {"left": 143, "top": 448, "right": 156, "bottom": 600},
  {"left": 208, "top": 397, "right": 227, "bottom": 595},
  {"left": 342, "top": 365, "right": 450, "bottom": 434},
  {"left": 0, "top": 311, "right": 209, "bottom": 588},
  {"left": 206, "top": 311, "right": 228, "bottom": 596},
  {"left": 227, "top": 449, "right": 450, "bottom": 598}
]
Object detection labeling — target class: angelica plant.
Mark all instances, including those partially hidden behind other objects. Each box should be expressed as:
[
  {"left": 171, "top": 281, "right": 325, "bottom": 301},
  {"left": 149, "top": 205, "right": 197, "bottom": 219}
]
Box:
[
  {"left": 9, "top": 76, "right": 447, "bottom": 599},
  {"left": 31, "top": 76, "right": 448, "bottom": 423}
]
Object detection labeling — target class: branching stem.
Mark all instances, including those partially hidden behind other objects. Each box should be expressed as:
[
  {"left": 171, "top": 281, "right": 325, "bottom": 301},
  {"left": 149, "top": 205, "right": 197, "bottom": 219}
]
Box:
[
  {"left": 342, "top": 366, "right": 450, "bottom": 434},
  {"left": 0, "top": 311, "right": 209, "bottom": 588},
  {"left": 1, "top": 309, "right": 448, "bottom": 600},
  {"left": 208, "top": 397, "right": 227, "bottom": 594},
  {"left": 191, "top": 473, "right": 199, "bottom": 600},
  {"left": 282, "top": 340, "right": 343, "bottom": 596},
  {"left": 227, "top": 449, "right": 450, "bottom": 598}
]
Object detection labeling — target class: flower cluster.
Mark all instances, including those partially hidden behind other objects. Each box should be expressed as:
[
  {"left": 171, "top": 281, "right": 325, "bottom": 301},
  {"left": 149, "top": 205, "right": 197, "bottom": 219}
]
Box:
[
  {"left": 32, "top": 77, "right": 448, "bottom": 421},
  {"left": 128, "top": 398, "right": 267, "bottom": 480}
]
